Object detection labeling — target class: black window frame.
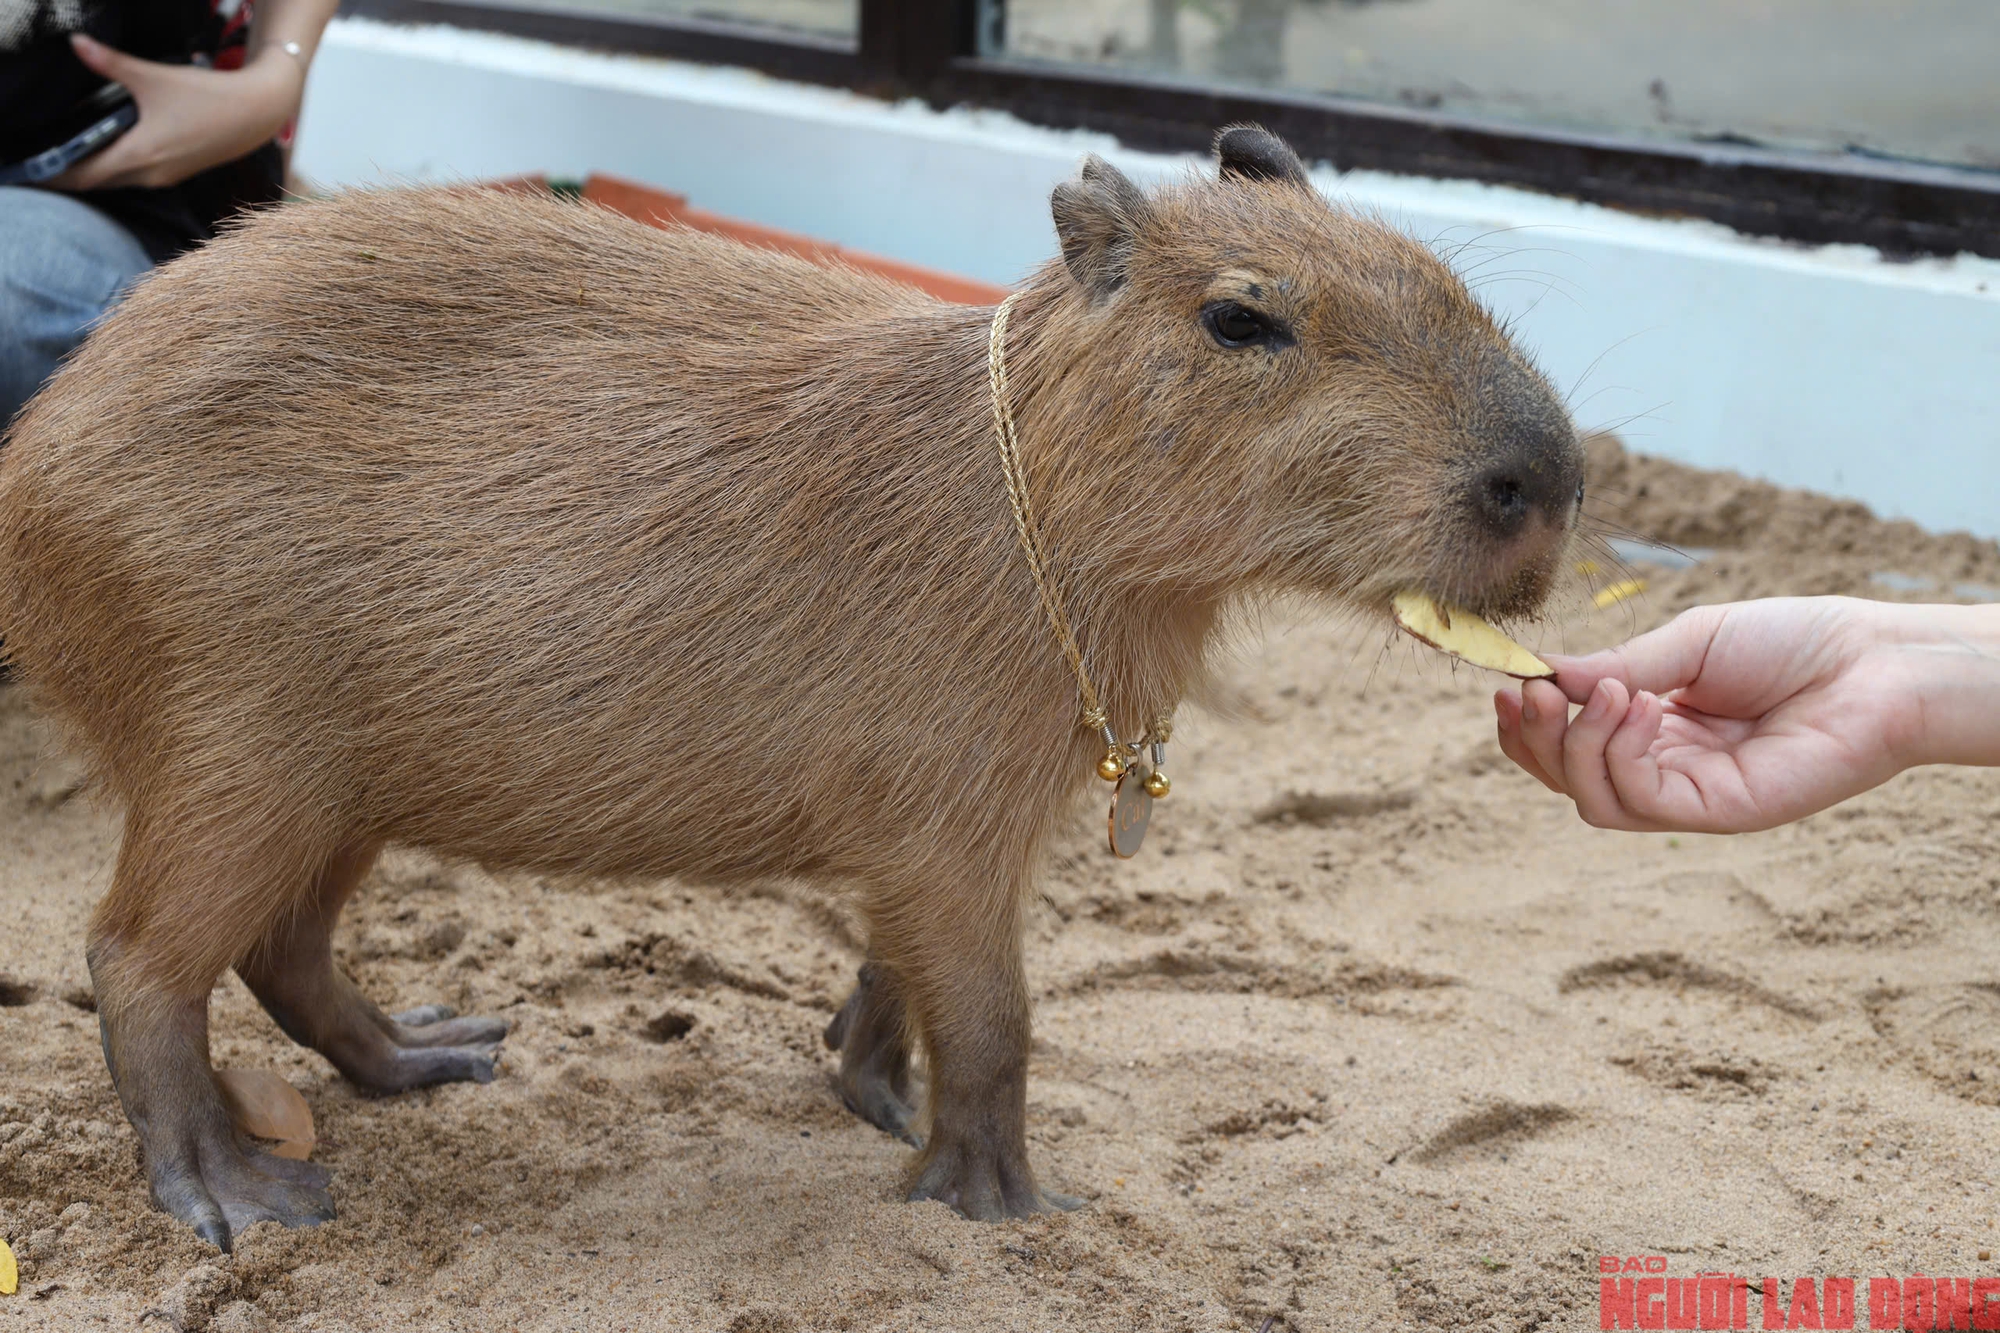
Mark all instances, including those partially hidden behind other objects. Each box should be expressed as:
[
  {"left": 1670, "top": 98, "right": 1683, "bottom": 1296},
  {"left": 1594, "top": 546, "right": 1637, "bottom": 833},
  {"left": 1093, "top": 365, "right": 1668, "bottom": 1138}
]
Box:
[{"left": 344, "top": 0, "right": 2000, "bottom": 261}]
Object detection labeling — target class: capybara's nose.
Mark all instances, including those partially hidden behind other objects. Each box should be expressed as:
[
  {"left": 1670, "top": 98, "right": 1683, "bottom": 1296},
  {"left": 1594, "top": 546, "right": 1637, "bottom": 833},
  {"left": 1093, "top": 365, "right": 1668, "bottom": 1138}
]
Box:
[
  {"left": 1469, "top": 440, "right": 1581, "bottom": 539},
  {"left": 1467, "top": 353, "right": 1583, "bottom": 540}
]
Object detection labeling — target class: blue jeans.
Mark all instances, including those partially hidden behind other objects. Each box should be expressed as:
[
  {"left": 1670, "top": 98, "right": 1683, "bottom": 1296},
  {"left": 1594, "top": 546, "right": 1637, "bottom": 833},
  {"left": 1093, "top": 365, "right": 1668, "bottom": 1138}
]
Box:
[{"left": 0, "top": 187, "right": 153, "bottom": 432}]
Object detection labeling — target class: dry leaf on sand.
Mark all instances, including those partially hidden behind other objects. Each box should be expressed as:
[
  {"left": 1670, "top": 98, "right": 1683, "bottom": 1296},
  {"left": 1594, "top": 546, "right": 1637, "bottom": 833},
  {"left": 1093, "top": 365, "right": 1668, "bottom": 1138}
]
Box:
[{"left": 216, "top": 1068, "right": 316, "bottom": 1159}]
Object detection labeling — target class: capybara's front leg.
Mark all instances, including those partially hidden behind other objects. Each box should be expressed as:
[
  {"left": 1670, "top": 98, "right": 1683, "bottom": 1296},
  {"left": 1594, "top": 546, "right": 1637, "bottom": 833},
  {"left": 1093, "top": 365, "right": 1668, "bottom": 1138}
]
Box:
[
  {"left": 88, "top": 830, "right": 338, "bottom": 1256},
  {"left": 236, "top": 843, "right": 507, "bottom": 1094},
  {"left": 823, "top": 959, "right": 919, "bottom": 1144},
  {"left": 875, "top": 876, "right": 1079, "bottom": 1220},
  {"left": 90, "top": 973, "right": 335, "bottom": 1251}
]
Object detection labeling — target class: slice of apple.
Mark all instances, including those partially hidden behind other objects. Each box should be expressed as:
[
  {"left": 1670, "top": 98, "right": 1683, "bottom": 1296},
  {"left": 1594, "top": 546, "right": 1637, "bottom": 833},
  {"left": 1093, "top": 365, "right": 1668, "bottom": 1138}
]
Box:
[{"left": 1393, "top": 591, "right": 1554, "bottom": 679}]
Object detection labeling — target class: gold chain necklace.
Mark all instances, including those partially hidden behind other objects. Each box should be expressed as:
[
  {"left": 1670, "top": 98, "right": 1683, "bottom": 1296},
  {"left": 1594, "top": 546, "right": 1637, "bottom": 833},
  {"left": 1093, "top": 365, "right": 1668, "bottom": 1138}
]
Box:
[{"left": 988, "top": 292, "right": 1174, "bottom": 856}]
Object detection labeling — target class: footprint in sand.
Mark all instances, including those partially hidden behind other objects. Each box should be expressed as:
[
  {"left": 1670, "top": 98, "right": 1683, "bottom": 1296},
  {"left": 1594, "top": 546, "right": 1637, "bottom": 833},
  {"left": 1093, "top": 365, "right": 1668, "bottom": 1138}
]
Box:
[
  {"left": 1251, "top": 788, "right": 1417, "bottom": 828},
  {"left": 1558, "top": 951, "right": 1819, "bottom": 1021},
  {"left": 1053, "top": 948, "right": 1457, "bottom": 1016},
  {"left": 1866, "top": 984, "right": 2000, "bottom": 1106},
  {"left": 1608, "top": 1043, "right": 1779, "bottom": 1099},
  {"left": 1402, "top": 1098, "right": 1577, "bottom": 1166}
]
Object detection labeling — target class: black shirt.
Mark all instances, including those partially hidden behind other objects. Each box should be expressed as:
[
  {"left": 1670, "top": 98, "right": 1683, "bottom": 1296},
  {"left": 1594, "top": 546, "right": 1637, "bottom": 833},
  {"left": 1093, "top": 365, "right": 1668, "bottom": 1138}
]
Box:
[{"left": 0, "top": 0, "right": 284, "bottom": 263}]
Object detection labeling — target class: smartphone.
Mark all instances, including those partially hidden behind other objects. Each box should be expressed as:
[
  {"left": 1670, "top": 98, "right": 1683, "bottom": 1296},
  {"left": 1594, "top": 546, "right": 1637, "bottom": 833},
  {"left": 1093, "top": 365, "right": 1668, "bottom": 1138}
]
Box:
[{"left": 0, "top": 82, "right": 137, "bottom": 186}]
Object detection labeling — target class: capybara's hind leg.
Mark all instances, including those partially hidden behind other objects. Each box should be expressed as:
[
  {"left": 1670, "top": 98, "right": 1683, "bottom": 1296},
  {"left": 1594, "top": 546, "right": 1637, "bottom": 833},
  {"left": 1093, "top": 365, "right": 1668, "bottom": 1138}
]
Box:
[
  {"left": 237, "top": 844, "right": 507, "bottom": 1094},
  {"left": 871, "top": 871, "right": 1080, "bottom": 1221},
  {"left": 823, "top": 959, "right": 919, "bottom": 1144},
  {"left": 89, "top": 826, "right": 337, "bottom": 1252}
]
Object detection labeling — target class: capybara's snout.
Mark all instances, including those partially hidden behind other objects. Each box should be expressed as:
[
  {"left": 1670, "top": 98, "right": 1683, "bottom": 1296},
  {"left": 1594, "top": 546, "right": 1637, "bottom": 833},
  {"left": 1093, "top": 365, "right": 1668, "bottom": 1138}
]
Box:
[
  {"left": 1465, "top": 364, "right": 1583, "bottom": 540},
  {"left": 1447, "top": 354, "right": 1586, "bottom": 616}
]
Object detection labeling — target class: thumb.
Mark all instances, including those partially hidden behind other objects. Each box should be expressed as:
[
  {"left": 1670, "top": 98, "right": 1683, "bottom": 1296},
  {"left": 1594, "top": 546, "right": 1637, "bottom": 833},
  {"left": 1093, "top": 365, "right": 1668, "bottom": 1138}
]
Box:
[
  {"left": 1544, "top": 604, "right": 1728, "bottom": 707},
  {"left": 70, "top": 32, "right": 145, "bottom": 84}
]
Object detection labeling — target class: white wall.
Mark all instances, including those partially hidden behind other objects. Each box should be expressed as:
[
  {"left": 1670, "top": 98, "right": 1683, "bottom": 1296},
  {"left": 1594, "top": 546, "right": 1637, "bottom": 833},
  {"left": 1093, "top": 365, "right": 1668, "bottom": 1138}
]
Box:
[{"left": 295, "top": 18, "right": 2000, "bottom": 539}]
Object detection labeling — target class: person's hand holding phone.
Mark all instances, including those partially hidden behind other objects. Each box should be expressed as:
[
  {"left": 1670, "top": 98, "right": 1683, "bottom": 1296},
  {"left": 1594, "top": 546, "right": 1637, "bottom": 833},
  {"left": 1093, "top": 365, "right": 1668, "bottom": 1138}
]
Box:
[{"left": 48, "top": 32, "right": 303, "bottom": 192}]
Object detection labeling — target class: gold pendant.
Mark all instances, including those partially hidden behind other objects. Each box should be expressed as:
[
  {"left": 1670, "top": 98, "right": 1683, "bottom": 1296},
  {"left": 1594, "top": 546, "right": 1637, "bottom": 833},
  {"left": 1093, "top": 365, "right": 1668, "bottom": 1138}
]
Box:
[{"left": 1108, "top": 763, "right": 1153, "bottom": 859}]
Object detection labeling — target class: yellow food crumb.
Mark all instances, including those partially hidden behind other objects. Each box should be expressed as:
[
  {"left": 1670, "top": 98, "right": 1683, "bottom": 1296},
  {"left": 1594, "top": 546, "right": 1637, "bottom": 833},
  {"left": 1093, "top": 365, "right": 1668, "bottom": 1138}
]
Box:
[
  {"left": 0, "top": 1235, "right": 17, "bottom": 1295},
  {"left": 1593, "top": 578, "right": 1647, "bottom": 609}
]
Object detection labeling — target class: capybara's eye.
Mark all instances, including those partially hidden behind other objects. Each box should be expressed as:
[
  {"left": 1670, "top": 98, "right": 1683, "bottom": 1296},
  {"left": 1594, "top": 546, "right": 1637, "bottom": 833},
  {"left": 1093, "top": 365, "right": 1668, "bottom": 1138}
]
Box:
[{"left": 1202, "top": 301, "right": 1278, "bottom": 349}]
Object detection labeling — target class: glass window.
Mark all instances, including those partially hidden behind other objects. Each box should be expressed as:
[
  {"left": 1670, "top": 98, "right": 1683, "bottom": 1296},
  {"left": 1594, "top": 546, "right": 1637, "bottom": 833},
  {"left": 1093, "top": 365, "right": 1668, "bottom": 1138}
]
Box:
[
  {"left": 994, "top": 0, "right": 1999, "bottom": 171},
  {"left": 504, "top": 0, "right": 856, "bottom": 41}
]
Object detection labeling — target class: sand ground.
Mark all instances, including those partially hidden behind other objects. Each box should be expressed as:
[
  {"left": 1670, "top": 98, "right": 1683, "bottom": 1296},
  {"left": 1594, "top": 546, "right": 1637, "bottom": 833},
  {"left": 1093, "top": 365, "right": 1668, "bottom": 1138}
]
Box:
[{"left": 4, "top": 436, "right": 2000, "bottom": 1333}]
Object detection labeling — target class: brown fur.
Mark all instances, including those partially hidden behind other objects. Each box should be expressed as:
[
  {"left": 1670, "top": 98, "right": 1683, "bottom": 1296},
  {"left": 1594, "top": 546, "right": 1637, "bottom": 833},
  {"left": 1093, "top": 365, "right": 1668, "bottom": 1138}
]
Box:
[{"left": 0, "top": 130, "right": 1581, "bottom": 1244}]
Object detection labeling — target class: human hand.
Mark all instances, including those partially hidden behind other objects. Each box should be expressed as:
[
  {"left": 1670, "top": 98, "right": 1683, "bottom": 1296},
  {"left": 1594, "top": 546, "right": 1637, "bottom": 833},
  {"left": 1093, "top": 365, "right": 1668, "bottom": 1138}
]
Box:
[
  {"left": 47, "top": 32, "right": 303, "bottom": 192},
  {"left": 1493, "top": 597, "right": 2000, "bottom": 833}
]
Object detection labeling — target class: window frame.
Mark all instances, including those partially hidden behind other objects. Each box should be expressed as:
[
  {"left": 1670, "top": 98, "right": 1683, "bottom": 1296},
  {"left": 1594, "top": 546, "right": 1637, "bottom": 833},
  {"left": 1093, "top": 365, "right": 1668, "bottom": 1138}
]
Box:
[{"left": 345, "top": 0, "right": 2000, "bottom": 260}]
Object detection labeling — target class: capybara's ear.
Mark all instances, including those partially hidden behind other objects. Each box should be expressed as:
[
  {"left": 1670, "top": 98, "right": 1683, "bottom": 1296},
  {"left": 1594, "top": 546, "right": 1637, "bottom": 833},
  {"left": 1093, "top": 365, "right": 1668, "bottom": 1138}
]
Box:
[
  {"left": 1215, "top": 124, "right": 1311, "bottom": 190},
  {"left": 1050, "top": 155, "right": 1151, "bottom": 300}
]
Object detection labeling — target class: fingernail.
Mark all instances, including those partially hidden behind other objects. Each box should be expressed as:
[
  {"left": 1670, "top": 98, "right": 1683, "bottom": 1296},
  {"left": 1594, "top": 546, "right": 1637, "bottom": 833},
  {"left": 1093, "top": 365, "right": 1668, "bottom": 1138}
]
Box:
[
  {"left": 1520, "top": 695, "right": 1538, "bottom": 724},
  {"left": 1582, "top": 684, "right": 1612, "bottom": 721}
]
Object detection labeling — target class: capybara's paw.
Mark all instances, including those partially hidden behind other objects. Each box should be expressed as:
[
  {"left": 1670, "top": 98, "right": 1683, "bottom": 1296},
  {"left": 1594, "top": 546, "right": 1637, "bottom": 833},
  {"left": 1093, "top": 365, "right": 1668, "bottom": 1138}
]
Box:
[
  {"left": 825, "top": 965, "right": 919, "bottom": 1144},
  {"left": 153, "top": 1131, "right": 337, "bottom": 1252},
  {"left": 835, "top": 1063, "right": 920, "bottom": 1146},
  {"left": 340, "top": 1005, "right": 507, "bottom": 1095},
  {"left": 822, "top": 996, "right": 857, "bottom": 1052},
  {"left": 351, "top": 1037, "right": 503, "bottom": 1095},
  {"left": 906, "top": 1139, "right": 1073, "bottom": 1221}
]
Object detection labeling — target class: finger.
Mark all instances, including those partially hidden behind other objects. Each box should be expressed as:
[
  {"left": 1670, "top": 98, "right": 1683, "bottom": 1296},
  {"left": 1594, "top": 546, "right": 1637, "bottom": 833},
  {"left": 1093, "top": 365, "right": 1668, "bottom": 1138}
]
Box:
[
  {"left": 1515, "top": 676, "right": 1574, "bottom": 794},
  {"left": 1493, "top": 689, "right": 1562, "bottom": 793},
  {"left": 1561, "top": 678, "right": 1657, "bottom": 830},
  {"left": 69, "top": 32, "right": 145, "bottom": 84},
  {"left": 49, "top": 35, "right": 154, "bottom": 191},
  {"left": 1544, "top": 604, "right": 1730, "bottom": 707},
  {"left": 45, "top": 130, "right": 146, "bottom": 191},
  {"left": 1601, "top": 690, "right": 1674, "bottom": 820}
]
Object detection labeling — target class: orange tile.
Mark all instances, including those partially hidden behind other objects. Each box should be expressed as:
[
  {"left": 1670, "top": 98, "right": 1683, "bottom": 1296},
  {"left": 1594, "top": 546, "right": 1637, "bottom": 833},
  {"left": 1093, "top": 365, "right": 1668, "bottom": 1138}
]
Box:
[
  {"left": 440, "top": 174, "right": 550, "bottom": 200},
  {"left": 833, "top": 249, "right": 1011, "bottom": 305},
  {"left": 676, "top": 206, "right": 839, "bottom": 263},
  {"left": 578, "top": 173, "right": 1007, "bottom": 306},
  {"left": 580, "top": 174, "right": 689, "bottom": 227},
  {"left": 486, "top": 174, "right": 552, "bottom": 196}
]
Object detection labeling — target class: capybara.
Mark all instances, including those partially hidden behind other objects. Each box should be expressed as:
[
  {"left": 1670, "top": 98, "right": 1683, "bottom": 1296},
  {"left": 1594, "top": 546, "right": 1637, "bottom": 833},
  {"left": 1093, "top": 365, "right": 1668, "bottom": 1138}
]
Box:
[{"left": 0, "top": 127, "right": 1583, "bottom": 1250}]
